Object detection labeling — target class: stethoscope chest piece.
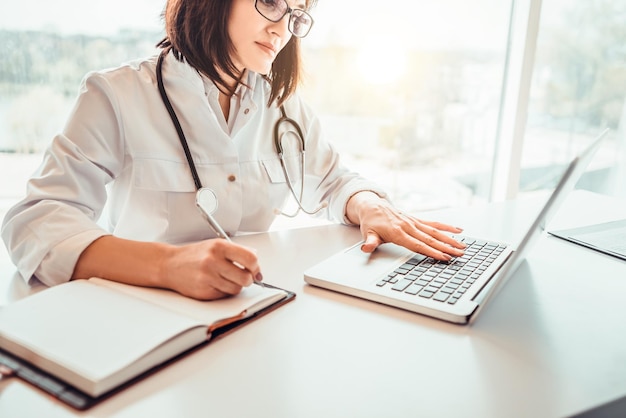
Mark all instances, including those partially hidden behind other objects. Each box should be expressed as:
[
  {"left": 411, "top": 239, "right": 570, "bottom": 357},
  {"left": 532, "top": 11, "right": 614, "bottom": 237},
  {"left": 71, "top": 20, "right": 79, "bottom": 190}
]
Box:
[
  {"left": 195, "top": 187, "right": 230, "bottom": 239},
  {"left": 196, "top": 187, "right": 218, "bottom": 216}
]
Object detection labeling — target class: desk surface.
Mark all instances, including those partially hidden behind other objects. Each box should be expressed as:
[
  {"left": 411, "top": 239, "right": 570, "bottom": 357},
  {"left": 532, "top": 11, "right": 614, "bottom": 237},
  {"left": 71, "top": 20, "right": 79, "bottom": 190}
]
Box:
[{"left": 1, "top": 190, "right": 625, "bottom": 418}]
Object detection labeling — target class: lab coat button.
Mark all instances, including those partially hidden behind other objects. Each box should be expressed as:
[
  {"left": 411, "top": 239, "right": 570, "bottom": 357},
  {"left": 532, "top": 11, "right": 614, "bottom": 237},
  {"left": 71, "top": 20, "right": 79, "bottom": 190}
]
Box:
[
  {"left": 228, "top": 175, "right": 236, "bottom": 182},
  {"left": 244, "top": 108, "right": 250, "bottom": 115}
]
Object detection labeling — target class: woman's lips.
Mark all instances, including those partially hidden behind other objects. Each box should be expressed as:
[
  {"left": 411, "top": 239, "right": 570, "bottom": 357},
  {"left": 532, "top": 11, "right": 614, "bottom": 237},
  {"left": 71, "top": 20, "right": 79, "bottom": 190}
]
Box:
[{"left": 256, "top": 42, "right": 277, "bottom": 57}]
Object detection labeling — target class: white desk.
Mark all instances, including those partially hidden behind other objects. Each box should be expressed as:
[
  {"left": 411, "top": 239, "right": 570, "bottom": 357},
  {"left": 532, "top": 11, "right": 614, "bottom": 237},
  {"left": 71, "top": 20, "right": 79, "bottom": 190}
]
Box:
[{"left": 1, "top": 190, "right": 625, "bottom": 418}]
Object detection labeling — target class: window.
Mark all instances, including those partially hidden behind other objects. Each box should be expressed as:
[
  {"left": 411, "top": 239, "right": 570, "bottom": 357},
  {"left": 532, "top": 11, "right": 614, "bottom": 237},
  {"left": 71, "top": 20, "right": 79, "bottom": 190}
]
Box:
[
  {"left": 1, "top": 0, "right": 622, "bottom": 231},
  {"left": 520, "top": 0, "right": 625, "bottom": 198},
  {"left": 301, "top": 0, "right": 512, "bottom": 212},
  {"left": 1, "top": 0, "right": 164, "bottom": 224}
]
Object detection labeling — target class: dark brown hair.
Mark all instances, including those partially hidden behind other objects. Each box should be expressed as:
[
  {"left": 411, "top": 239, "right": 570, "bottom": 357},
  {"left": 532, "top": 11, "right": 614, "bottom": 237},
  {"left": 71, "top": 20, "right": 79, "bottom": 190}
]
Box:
[{"left": 157, "top": 0, "right": 316, "bottom": 107}]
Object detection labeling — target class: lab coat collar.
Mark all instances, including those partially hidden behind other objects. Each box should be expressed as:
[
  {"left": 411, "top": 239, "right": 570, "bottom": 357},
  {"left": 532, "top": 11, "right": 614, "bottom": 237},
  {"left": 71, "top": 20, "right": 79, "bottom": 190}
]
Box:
[
  {"left": 160, "top": 49, "right": 272, "bottom": 104},
  {"left": 159, "top": 51, "right": 273, "bottom": 138},
  {"left": 160, "top": 50, "right": 205, "bottom": 93}
]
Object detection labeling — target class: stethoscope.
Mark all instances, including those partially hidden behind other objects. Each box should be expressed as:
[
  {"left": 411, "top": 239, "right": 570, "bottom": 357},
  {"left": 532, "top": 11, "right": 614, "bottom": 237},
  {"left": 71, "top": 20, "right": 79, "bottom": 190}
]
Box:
[{"left": 155, "top": 49, "right": 326, "bottom": 236}]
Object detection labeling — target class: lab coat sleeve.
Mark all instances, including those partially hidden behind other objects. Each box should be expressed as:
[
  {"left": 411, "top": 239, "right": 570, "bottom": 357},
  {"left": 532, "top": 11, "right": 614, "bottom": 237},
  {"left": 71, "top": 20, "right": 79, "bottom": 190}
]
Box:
[
  {"left": 1, "top": 71, "right": 126, "bottom": 286},
  {"left": 286, "top": 96, "right": 390, "bottom": 225}
]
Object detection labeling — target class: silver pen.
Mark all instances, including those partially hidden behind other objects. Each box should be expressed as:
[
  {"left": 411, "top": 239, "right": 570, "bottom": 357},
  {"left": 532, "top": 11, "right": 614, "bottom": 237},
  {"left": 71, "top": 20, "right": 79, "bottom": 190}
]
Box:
[
  {"left": 203, "top": 210, "right": 231, "bottom": 241},
  {"left": 195, "top": 189, "right": 264, "bottom": 287}
]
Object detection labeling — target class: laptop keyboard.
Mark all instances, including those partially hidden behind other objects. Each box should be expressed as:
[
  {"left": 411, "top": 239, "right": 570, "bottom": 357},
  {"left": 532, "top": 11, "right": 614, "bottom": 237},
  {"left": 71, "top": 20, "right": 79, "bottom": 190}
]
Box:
[{"left": 376, "top": 237, "right": 507, "bottom": 305}]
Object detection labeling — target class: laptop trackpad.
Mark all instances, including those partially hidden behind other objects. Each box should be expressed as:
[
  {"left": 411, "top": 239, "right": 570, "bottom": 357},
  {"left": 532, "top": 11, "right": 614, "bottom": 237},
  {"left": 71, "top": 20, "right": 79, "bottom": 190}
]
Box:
[
  {"left": 345, "top": 242, "right": 413, "bottom": 260},
  {"left": 339, "top": 243, "right": 418, "bottom": 284}
]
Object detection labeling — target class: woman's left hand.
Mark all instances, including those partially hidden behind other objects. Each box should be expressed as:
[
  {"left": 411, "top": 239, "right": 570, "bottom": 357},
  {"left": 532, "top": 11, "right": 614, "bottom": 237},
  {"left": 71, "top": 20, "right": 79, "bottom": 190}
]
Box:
[{"left": 346, "top": 192, "right": 466, "bottom": 261}]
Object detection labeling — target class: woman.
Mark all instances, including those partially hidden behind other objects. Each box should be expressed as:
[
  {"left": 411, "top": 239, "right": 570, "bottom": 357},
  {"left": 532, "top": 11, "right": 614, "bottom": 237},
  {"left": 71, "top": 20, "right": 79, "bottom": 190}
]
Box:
[{"left": 1, "top": 0, "right": 465, "bottom": 300}]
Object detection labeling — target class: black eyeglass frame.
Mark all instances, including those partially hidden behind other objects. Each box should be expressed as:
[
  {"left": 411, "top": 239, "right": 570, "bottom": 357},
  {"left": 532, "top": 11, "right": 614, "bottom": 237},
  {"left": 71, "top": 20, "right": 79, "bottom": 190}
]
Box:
[{"left": 254, "top": 0, "right": 315, "bottom": 38}]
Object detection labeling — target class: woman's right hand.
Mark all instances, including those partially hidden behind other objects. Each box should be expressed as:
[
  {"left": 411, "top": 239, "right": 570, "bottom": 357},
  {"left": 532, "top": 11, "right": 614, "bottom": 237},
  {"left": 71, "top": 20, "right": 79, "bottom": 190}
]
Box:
[
  {"left": 161, "top": 239, "right": 262, "bottom": 300},
  {"left": 73, "top": 235, "right": 262, "bottom": 300}
]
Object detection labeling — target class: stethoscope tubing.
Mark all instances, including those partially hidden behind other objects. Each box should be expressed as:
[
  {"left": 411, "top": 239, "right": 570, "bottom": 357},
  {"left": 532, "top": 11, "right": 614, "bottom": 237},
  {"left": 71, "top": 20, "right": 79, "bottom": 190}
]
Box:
[{"left": 156, "top": 48, "right": 325, "bottom": 221}]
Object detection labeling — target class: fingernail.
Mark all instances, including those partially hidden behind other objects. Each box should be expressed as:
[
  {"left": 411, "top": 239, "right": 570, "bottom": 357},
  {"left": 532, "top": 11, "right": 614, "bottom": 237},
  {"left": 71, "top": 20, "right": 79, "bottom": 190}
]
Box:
[{"left": 255, "top": 272, "right": 264, "bottom": 282}]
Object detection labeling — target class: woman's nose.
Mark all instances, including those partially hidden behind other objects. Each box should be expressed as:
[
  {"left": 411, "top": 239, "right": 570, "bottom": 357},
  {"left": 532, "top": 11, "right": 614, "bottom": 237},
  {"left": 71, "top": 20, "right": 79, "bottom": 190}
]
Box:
[{"left": 268, "top": 13, "right": 292, "bottom": 38}]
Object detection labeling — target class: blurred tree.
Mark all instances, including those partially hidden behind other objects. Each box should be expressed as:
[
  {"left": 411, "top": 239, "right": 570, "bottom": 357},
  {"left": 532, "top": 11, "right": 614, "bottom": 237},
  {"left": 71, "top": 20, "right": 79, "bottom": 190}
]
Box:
[{"left": 534, "top": 0, "right": 626, "bottom": 131}]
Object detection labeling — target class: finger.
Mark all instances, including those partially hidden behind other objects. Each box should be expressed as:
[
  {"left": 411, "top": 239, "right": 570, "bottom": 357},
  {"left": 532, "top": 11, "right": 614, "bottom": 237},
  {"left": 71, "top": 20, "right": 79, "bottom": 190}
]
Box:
[
  {"left": 404, "top": 217, "right": 466, "bottom": 250},
  {"left": 215, "top": 262, "right": 253, "bottom": 293},
  {"left": 405, "top": 239, "right": 455, "bottom": 261},
  {"left": 416, "top": 231, "right": 466, "bottom": 258},
  {"left": 362, "top": 221, "right": 455, "bottom": 261},
  {"left": 241, "top": 245, "right": 264, "bottom": 283},
  {"left": 360, "top": 231, "right": 382, "bottom": 253},
  {"left": 392, "top": 223, "right": 465, "bottom": 260},
  {"left": 181, "top": 280, "right": 231, "bottom": 301},
  {"left": 217, "top": 242, "right": 262, "bottom": 287},
  {"left": 418, "top": 219, "right": 464, "bottom": 234},
  {"left": 194, "top": 286, "right": 231, "bottom": 301},
  {"left": 414, "top": 223, "right": 466, "bottom": 251}
]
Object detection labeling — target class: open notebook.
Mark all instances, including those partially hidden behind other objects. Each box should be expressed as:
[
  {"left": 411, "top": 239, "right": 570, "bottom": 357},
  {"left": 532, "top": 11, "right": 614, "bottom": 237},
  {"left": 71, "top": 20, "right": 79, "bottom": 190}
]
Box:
[
  {"left": 0, "top": 278, "right": 294, "bottom": 410},
  {"left": 305, "top": 129, "right": 609, "bottom": 325}
]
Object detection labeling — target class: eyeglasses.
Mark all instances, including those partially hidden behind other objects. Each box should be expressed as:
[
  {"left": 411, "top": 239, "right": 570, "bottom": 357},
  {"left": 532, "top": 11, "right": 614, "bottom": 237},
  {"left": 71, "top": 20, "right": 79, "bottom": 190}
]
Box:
[{"left": 255, "top": 0, "right": 314, "bottom": 38}]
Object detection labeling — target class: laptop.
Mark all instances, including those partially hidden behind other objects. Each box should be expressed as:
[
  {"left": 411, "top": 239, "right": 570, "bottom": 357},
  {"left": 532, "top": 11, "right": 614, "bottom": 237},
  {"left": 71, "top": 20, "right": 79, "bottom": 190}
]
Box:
[
  {"left": 548, "top": 219, "right": 626, "bottom": 261},
  {"left": 304, "top": 129, "right": 609, "bottom": 325}
]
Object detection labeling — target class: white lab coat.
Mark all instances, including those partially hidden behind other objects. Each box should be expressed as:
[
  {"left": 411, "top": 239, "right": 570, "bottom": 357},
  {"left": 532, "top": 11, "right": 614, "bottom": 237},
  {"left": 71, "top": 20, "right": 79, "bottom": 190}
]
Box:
[{"left": 1, "top": 51, "right": 387, "bottom": 286}]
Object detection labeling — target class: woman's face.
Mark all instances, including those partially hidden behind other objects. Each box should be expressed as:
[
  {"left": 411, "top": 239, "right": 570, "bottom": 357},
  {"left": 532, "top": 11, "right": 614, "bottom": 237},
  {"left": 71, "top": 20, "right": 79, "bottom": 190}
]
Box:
[{"left": 228, "top": 0, "right": 301, "bottom": 75}]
